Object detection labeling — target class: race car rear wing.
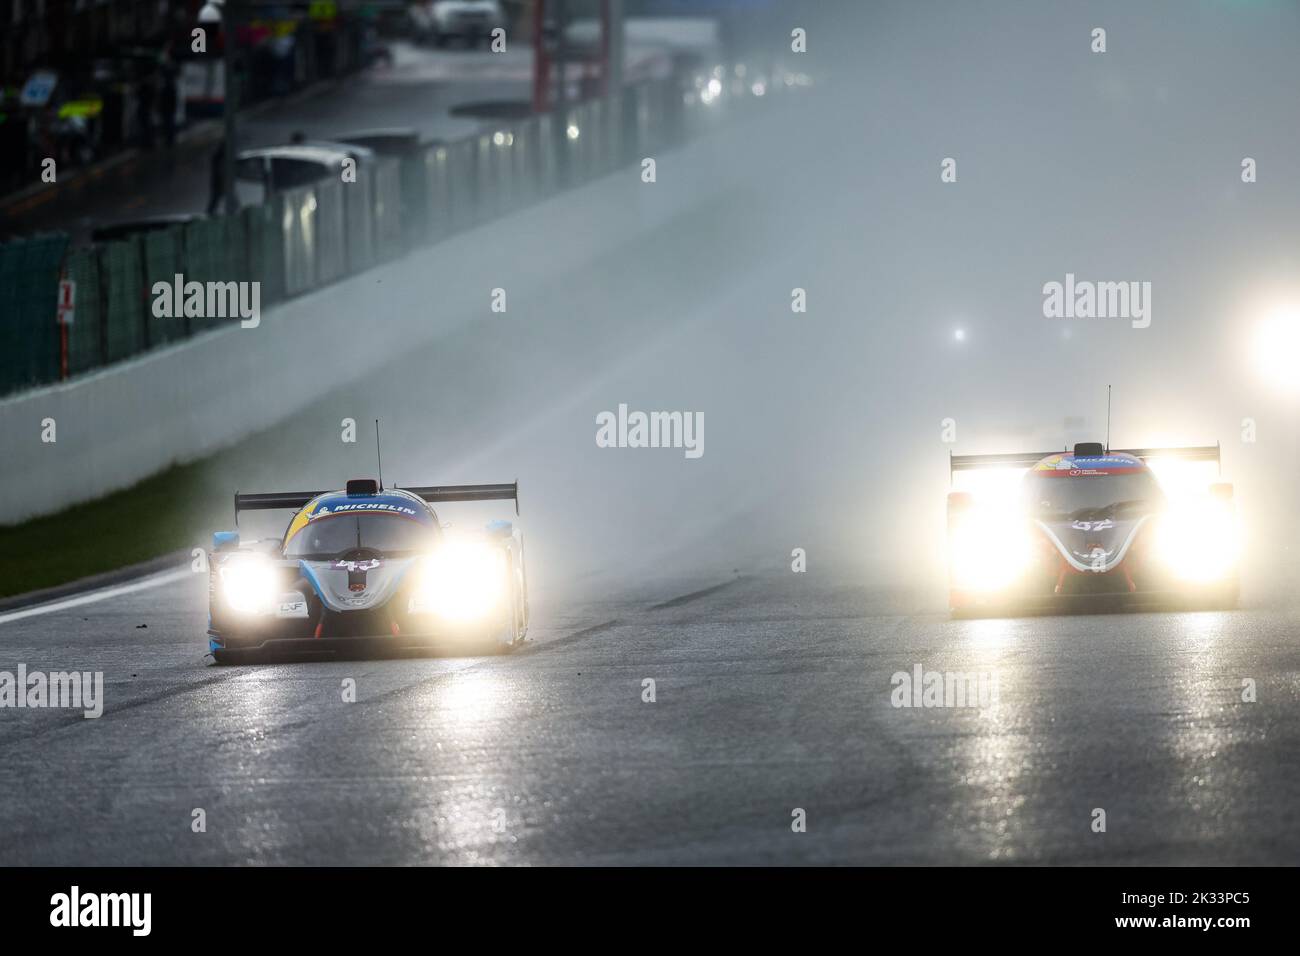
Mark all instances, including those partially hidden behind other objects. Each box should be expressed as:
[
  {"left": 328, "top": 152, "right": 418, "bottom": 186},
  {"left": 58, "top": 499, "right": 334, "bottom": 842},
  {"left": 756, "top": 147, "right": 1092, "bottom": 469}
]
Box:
[
  {"left": 234, "top": 490, "right": 321, "bottom": 515},
  {"left": 950, "top": 444, "right": 1220, "bottom": 480},
  {"left": 401, "top": 483, "right": 519, "bottom": 515},
  {"left": 234, "top": 481, "right": 519, "bottom": 521}
]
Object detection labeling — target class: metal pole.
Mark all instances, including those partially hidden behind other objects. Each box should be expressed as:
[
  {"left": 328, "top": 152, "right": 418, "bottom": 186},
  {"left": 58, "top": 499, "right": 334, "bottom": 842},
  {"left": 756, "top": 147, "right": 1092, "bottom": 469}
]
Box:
[
  {"left": 604, "top": 0, "right": 624, "bottom": 164},
  {"left": 223, "top": 0, "right": 238, "bottom": 216},
  {"left": 554, "top": 0, "right": 569, "bottom": 185},
  {"left": 603, "top": 0, "right": 624, "bottom": 97},
  {"left": 532, "top": 0, "right": 549, "bottom": 114},
  {"left": 554, "top": 0, "right": 568, "bottom": 115}
]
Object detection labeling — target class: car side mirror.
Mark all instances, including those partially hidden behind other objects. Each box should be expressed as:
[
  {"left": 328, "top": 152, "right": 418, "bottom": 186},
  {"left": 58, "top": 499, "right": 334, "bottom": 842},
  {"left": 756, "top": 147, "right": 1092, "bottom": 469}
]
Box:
[{"left": 213, "top": 530, "right": 240, "bottom": 552}]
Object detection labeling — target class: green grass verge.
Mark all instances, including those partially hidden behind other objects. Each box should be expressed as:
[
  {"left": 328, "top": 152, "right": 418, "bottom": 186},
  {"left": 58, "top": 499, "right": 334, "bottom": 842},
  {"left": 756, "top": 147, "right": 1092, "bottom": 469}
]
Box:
[{"left": 0, "top": 458, "right": 229, "bottom": 599}]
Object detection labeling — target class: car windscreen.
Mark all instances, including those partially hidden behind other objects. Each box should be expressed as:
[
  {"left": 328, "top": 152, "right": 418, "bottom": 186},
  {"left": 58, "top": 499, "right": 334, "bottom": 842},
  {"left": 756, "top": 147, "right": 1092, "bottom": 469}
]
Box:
[
  {"left": 285, "top": 513, "right": 434, "bottom": 558},
  {"left": 1022, "top": 470, "right": 1165, "bottom": 520}
]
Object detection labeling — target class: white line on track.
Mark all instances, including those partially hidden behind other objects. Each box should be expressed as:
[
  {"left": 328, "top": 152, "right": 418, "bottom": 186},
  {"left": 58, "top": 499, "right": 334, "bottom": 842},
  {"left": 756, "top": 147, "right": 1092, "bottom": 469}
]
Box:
[{"left": 0, "top": 568, "right": 190, "bottom": 625}]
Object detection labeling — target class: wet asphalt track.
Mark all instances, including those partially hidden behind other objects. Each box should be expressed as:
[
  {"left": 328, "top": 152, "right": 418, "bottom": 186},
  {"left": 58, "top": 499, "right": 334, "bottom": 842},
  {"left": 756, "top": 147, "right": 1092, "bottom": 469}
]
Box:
[{"left": 1, "top": 571, "right": 1298, "bottom": 865}]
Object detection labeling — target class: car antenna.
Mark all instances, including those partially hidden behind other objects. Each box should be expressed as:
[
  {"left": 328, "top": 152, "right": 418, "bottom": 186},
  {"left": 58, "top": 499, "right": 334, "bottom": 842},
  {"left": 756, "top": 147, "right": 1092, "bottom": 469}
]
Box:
[
  {"left": 1105, "top": 385, "right": 1112, "bottom": 452},
  {"left": 375, "top": 418, "right": 384, "bottom": 490}
]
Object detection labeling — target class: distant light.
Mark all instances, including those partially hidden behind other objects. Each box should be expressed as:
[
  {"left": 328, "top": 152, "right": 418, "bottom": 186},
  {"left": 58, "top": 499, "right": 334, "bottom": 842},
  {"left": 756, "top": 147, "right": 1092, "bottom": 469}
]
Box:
[
  {"left": 953, "top": 328, "right": 966, "bottom": 343},
  {"left": 1252, "top": 306, "right": 1300, "bottom": 393},
  {"left": 751, "top": 80, "right": 767, "bottom": 97},
  {"left": 493, "top": 131, "right": 505, "bottom": 146},
  {"left": 566, "top": 124, "right": 580, "bottom": 140},
  {"left": 707, "top": 78, "right": 722, "bottom": 98}
]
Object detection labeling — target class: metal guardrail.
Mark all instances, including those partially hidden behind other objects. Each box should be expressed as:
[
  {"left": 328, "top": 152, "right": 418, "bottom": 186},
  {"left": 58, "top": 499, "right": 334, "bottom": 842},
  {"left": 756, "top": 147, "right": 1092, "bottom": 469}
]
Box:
[{"left": 0, "top": 67, "right": 776, "bottom": 399}]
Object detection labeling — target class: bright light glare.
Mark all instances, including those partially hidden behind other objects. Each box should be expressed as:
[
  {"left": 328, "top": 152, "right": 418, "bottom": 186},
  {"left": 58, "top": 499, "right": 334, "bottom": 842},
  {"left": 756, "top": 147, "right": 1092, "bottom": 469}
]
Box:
[
  {"left": 440, "top": 672, "right": 501, "bottom": 722},
  {"left": 953, "top": 328, "right": 966, "bottom": 342},
  {"left": 1144, "top": 457, "right": 1218, "bottom": 502},
  {"left": 1252, "top": 306, "right": 1300, "bottom": 393},
  {"left": 1155, "top": 499, "right": 1240, "bottom": 583},
  {"left": 948, "top": 468, "right": 1032, "bottom": 591},
  {"left": 950, "top": 466, "right": 1026, "bottom": 504},
  {"left": 949, "top": 506, "right": 1032, "bottom": 591},
  {"left": 220, "top": 557, "right": 276, "bottom": 614},
  {"left": 415, "top": 539, "right": 504, "bottom": 621}
]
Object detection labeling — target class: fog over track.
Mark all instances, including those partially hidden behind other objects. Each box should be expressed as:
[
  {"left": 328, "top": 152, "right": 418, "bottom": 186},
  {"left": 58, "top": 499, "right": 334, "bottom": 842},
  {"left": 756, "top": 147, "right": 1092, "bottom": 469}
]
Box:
[{"left": 215, "top": 0, "right": 1300, "bottom": 601}]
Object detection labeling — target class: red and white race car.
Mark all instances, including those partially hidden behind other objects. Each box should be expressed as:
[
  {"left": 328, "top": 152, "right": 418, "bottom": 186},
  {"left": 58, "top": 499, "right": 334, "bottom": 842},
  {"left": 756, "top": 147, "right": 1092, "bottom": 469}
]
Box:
[{"left": 946, "top": 442, "right": 1239, "bottom": 614}]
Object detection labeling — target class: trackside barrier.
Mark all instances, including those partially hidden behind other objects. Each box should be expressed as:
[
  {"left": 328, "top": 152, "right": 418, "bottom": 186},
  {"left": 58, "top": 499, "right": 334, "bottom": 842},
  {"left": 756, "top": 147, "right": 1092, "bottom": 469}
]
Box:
[
  {"left": 372, "top": 156, "right": 404, "bottom": 262},
  {"left": 280, "top": 184, "right": 316, "bottom": 296},
  {"left": 0, "top": 235, "right": 66, "bottom": 394},
  {"left": 445, "top": 137, "right": 478, "bottom": 232},
  {"left": 62, "top": 247, "right": 102, "bottom": 375},
  {"left": 183, "top": 217, "right": 240, "bottom": 333},
  {"left": 142, "top": 226, "right": 187, "bottom": 345},
  {"left": 0, "top": 69, "right": 782, "bottom": 400},
  {"left": 243, "top": 202, "right": 285, "bottom": 308},
  {"left": 536, "top": 114, "right": 559, "bottom": 197},
  {"left": 338, "top": 170, "right": 373, "bottom": 274},
  {"left": 421, "top": 145, "right": 453, "bottom": 244},
  {"left": 395, "top": 149, "right": 427, "bottom": 246},
  {"left": 315, "top": 177, "right": 349, "bottom": 285},
  {"left": 101, "top": 239, "right": 146, "bottom": 362},
  {"left": 474, "top": 133, "right": 498, "bottom": 222}
]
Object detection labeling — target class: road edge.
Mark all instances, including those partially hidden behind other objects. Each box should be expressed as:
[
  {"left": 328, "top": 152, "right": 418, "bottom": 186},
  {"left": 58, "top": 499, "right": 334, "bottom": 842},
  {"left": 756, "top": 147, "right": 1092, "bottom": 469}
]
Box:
[{"left": 0, "top": 549, "right": 191, "bottom": 613}]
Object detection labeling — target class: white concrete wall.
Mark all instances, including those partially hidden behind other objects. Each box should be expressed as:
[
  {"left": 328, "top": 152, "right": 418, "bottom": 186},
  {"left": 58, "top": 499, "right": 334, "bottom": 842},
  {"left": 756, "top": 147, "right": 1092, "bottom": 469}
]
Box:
[{"left": 0, "top": 142, "right": 710, "bottom": 525}]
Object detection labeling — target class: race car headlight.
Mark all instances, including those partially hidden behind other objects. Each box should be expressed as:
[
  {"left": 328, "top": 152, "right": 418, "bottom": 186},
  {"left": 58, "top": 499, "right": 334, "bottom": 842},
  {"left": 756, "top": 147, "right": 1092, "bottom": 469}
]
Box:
[
  {"left": 411, "top": 539, "right": 505, "bottom": 621},
  {"left": 1155, "top": 501, "right": 1240, "bottom": 583},
  {"left": 219, "top": 556, "right": 277, "bottom": 615},
  {"left": 949, "top": 511, "right": 1032, "bottom": 591}
]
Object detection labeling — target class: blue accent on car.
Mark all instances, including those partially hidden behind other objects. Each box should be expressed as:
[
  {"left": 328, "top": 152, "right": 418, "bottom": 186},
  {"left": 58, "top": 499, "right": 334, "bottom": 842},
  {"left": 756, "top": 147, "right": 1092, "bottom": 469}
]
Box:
[
  {"left": 299, "top": 560, "right": 328, "bottom": 601},
  {"left": 304, "top": 490, "right": 435, "bottom": 524},
  {"left": 213, "top": 530, "right": 240, "bottom": 551},
  {"left": 1064, "top": 454, "right": 1145, "bottom": 471}
]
